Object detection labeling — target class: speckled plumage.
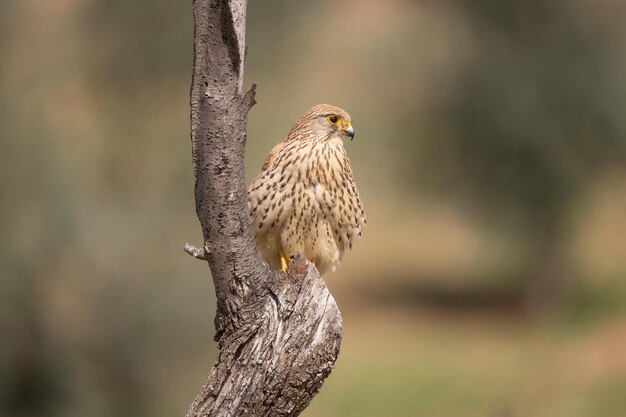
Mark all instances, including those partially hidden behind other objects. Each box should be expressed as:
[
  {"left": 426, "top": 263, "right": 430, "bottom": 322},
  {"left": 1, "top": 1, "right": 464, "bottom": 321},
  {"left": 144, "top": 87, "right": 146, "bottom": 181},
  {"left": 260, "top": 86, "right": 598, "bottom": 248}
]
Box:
[{"left": 248, "top": 104, "right": 366, "bottom": 274}]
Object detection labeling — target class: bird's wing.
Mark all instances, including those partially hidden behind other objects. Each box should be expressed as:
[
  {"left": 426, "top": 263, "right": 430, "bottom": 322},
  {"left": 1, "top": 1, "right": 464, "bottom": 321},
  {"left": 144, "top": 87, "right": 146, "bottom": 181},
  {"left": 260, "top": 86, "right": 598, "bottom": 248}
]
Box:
[
  {"left": 248, "top": 140, "right": 287, "bottom": 196},
  {"left": 261, "top": 141, "right": 288, "bottom": 171},
  {"left": 248, "top": 140, "right": 295, "bottom": 235},
  {"left": 331, "top": 173, "right": 366, "bottom": 252},
  {"left": 314, "top": 150, "right": 366, "bottom": 254}
]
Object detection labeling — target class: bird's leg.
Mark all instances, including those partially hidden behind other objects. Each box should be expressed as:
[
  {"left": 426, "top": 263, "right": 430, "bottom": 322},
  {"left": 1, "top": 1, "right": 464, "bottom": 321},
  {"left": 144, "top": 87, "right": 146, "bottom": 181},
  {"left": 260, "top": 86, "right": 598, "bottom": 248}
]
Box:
[{"left": 280, "top": 252, "right": 296, "bottom": 272}]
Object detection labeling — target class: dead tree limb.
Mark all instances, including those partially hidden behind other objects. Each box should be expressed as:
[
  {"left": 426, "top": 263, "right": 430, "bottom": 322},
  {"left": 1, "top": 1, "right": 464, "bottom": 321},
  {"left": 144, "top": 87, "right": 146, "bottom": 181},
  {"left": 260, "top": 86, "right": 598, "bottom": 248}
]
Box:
[{"left": 185, "top": 1, "right": 342, "bottom": 416}]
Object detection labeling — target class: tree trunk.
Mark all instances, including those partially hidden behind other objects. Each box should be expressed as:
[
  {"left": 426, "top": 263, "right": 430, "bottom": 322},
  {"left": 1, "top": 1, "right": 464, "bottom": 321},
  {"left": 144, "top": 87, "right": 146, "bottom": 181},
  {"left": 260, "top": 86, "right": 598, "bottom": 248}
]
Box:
[{"left": 184, "top": 1, "right": 342, "bottom": 416}]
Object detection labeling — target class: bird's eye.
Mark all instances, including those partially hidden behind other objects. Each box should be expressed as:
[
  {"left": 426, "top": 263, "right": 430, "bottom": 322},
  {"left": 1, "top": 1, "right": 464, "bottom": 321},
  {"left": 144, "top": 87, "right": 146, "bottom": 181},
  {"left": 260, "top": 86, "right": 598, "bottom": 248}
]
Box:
[{"left": 327, "top": 115, "right": 341, "bottom": 125}]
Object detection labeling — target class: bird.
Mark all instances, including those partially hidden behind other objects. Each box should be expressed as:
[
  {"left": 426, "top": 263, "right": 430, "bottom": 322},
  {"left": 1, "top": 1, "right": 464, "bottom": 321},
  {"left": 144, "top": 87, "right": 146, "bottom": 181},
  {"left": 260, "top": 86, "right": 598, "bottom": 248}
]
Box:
[{"left": 248, "top": 104, "right": 366, "bottom": 275}]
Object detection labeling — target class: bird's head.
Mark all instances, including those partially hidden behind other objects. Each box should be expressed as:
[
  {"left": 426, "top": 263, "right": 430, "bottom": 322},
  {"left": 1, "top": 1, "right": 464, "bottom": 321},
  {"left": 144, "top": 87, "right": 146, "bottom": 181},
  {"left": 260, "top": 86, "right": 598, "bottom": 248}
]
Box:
[{"left": 288, "top": 104, "right": 355, "bottom": 142}]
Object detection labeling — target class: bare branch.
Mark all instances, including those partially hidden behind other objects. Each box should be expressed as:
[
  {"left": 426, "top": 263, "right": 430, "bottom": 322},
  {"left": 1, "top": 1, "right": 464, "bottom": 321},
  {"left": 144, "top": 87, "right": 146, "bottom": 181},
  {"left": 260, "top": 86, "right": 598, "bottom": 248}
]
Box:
[
  {"left": 185, "top": 1, "right": 342, "bottom": 415},
  {"left": 183, "top": 243, "right": 207, "bottom": 260},
  {"left": 190, "top": 0, "right": 264, "bottom": 318},
  {"left": 185, "top": 255, "right": 342, "bottom": 417}
]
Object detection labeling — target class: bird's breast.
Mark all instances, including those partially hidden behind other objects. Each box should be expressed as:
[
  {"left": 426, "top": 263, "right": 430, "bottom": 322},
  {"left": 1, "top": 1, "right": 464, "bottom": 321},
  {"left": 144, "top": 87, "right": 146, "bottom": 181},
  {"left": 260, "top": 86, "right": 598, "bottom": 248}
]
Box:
[{"left": 297, "top": 140, "right": 348, "bottom": 184}]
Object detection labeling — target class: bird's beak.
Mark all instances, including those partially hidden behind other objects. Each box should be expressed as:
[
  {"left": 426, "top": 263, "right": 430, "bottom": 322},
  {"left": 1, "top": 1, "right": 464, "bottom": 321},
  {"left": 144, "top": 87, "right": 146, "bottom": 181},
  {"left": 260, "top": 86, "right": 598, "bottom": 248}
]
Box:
[{"left": 343, "top": 123, "right": 355, "bottom": 140}]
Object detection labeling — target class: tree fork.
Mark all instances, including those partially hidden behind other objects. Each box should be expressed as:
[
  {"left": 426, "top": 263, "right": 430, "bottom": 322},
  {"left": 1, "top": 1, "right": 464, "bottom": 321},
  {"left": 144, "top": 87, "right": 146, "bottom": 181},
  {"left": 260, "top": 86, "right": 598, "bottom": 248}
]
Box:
[{"left": 185, "top": 1, "right": 342, "bottom": 416}]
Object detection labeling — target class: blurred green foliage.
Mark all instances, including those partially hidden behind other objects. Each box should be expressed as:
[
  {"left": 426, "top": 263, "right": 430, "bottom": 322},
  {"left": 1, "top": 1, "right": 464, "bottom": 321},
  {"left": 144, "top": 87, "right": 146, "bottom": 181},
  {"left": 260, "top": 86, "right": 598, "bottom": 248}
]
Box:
[
  {"left": 1, "top": 1, "right": 626, "bottom": 417},
  {"left": 419, "top": 0, "right": 626, "bottom": 221},
  {"left": 408, "top": 0, "right": 626, "bottom": 305}
]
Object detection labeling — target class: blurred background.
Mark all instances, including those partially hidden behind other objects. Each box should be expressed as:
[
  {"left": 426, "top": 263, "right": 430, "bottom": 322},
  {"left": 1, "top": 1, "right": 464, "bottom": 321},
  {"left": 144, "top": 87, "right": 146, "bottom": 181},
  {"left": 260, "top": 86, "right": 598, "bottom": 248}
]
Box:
[{"left": 2, "top": 0, "right": 626, "bottom": 416}]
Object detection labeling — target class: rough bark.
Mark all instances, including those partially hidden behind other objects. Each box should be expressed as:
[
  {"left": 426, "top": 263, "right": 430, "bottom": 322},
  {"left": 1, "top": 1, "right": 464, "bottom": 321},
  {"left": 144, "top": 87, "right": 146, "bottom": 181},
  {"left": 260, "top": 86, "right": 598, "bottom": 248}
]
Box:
[{"left": 185, "top": 1, "right": 342, "bottom": 416}]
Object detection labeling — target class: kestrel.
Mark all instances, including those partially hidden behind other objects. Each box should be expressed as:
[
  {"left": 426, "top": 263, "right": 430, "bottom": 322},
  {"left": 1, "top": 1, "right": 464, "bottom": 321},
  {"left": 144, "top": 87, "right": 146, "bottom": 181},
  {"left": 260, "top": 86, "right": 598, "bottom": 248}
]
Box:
[{"left": 248, "top": 104, "right": 366, "bottom": 274}]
